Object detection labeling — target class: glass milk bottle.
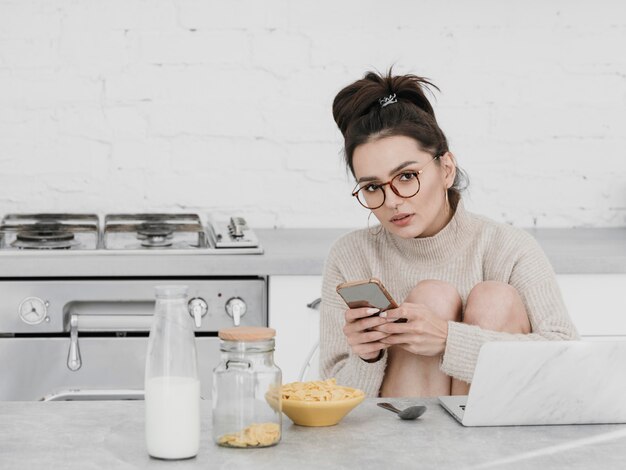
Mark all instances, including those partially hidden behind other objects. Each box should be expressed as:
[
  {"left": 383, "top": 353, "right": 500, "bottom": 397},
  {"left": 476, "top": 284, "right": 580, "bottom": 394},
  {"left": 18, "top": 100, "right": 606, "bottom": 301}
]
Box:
[
  {"left": 145, "top": 285, "right": 200, "bottom": 459},
  {"left": 212, "top": 327, "right": 282, "bottom": 448}
]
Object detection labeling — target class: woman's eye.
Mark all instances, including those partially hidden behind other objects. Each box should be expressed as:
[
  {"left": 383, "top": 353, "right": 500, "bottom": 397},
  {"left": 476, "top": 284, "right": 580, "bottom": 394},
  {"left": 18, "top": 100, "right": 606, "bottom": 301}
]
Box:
[
  {"left": 398, "top": 172, "right": 417, "bottom": 181},
  {"left": 364, "top": 184, "right": 381, "bottom": 192}
]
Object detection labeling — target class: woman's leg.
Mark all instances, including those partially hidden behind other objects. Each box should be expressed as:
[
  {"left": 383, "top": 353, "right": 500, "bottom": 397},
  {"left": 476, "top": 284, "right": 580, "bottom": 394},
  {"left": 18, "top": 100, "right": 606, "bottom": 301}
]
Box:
[
  {"left": 380, "top": 279, "right": 462, "bottom": 397},
  {"left": 451, "top": 281, "right": 531, "bottom": 395}
]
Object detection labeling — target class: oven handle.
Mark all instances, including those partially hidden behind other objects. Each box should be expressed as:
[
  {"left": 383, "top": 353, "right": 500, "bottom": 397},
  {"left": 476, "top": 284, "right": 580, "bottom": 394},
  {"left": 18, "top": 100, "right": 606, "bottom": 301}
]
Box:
[
  {"left": 67, "top": 314, "right": 154, "bottom": 371},
  {"left": 41, "top": 389, "right": 145, "bottom": 401},
  {"left": 75, "top": 314, "right": 154, "bottom": 331}
]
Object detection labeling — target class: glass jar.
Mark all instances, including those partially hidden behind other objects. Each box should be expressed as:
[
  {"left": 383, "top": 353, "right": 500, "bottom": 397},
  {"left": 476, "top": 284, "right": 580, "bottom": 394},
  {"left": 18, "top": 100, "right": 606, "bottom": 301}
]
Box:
[
  {"left": 145, "top": 285, "right": 200, "bottom": 460},
  {"left": 212, "top": 327, "right": 282, "bottom": 448}
]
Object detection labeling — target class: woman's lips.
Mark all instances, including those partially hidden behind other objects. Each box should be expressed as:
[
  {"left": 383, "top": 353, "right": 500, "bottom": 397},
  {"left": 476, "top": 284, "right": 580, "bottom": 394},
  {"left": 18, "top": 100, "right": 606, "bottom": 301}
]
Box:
[{"left": 390, "top": 213, "right": 413, "bottom": 227}]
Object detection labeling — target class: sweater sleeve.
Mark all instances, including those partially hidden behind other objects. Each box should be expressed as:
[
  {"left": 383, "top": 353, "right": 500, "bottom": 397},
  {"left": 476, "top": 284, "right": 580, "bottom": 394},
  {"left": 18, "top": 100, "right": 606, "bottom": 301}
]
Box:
[
  {"left": 440, "top": 232, "right": 580, "bottom": 383},
  {"left": 318, "top": 240, "right": 387, "bottom": 397}
]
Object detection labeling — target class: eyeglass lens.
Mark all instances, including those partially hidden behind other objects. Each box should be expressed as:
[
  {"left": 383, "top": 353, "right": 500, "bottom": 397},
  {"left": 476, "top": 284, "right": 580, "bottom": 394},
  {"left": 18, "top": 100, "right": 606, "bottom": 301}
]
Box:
[{"left": 356, "top": 172, "right": 421, "bottom": 209}]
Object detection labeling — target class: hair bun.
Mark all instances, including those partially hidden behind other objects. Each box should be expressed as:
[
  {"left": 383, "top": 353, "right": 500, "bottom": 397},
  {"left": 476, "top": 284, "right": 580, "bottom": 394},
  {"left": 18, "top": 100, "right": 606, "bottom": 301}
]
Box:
[{"left": 332, "top": 69, "right": 439, "bottom": 137}]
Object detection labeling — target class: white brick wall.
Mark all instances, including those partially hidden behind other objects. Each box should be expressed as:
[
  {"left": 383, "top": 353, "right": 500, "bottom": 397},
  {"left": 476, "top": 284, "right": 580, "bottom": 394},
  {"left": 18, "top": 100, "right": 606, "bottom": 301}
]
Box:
[{"left": 0, "top": 0, "right": 624, "bottom": 228}]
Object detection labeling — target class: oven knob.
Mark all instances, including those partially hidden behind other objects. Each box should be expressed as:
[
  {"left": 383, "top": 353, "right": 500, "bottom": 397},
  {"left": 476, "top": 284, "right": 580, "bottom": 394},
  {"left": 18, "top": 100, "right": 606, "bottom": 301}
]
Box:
[
  {"left": 188, "top": 298, "right": 208, "bottom": 328},
  {"left": 225, "top": 297, "right": 247, "bottom": 327},
  {"left": 18, "top": 297, "right": 48, "bottom": 325}
]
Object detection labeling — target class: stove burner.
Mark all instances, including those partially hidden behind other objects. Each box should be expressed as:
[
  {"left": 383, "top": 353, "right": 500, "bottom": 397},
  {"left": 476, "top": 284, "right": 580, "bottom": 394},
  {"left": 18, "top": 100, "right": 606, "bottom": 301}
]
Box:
[
  {"left": 136, "top": 223, "right": 174, "bottom": 248},
  {"left": 12, "top": 223, "right": 77, "bottom": 250}
]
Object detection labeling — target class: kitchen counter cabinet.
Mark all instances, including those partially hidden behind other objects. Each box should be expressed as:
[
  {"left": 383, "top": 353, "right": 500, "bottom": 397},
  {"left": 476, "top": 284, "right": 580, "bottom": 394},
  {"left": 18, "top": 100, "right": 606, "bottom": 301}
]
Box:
[
  {"left": 2, "top": 399, "right": 626, "bottom": 470},
  {"left": 269, "top": 275, "right": 322, "bottom": 383},
  {"left": 0, "top": 227, "right": 624, "bottom": 277}
]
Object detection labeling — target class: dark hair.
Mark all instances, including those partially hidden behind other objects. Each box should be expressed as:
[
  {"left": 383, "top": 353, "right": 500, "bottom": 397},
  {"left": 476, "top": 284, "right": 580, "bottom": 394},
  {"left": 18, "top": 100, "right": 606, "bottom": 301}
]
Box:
[{"left": 332, "top": 69, "right": 468, "bottom": 208}]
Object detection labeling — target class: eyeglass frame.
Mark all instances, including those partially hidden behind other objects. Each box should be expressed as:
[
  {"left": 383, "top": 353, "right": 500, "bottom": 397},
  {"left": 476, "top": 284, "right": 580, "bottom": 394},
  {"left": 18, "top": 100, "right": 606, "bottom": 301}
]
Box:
[{"left": 351, "top": 154, "right": 443, "bottom": 210}]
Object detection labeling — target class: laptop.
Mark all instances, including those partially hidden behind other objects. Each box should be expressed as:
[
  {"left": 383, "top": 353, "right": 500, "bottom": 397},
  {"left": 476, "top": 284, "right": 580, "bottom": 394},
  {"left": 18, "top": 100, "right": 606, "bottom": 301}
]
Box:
[{"left": 438, "top": 340, "right": 626, "bottom": 426}]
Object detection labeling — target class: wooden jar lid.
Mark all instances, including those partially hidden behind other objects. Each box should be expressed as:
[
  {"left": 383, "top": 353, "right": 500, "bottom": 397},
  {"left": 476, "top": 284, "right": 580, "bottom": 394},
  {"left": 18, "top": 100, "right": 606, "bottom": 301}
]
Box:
[{"left": 218, "top": 326, "right": 276, "bottom": 341}]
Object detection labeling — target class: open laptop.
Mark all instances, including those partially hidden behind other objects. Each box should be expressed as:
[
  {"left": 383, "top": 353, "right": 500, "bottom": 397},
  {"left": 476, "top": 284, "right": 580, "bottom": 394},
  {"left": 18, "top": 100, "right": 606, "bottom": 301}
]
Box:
[{"left": 439, "top": 340, "right": 626, "bottom": 426}]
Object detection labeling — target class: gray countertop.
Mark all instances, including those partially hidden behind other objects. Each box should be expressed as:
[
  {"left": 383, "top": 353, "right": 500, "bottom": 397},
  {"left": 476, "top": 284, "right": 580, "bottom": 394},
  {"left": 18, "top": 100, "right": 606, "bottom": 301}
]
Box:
[
  {"left": 0, "top": 227, "right": 624, "bottom": 277},
  {"left": 2, "top": 398, "right": 626, "bottom": 469}
]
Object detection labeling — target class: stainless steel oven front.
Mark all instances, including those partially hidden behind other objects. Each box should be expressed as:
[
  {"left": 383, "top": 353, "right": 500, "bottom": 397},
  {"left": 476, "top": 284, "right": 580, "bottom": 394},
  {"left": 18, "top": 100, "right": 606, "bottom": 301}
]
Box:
[{"left": 0, "top": 278, "right": 266, "bottom": 401}]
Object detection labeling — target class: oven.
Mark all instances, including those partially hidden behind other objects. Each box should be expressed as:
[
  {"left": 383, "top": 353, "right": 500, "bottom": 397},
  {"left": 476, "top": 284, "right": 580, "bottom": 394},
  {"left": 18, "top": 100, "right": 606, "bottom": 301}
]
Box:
[{"left": 0, "top": 213, "right": 265, "bottom": 401}]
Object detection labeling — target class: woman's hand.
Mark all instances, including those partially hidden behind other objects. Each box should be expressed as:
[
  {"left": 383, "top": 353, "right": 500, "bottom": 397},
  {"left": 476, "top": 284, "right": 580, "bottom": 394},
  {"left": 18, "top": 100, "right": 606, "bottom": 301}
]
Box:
[
  {"left": 343, "top": 307, "right": 392, "bottom": 361},
  {"left": 374, "top": 303, "right": 449, "bottom": 356}
]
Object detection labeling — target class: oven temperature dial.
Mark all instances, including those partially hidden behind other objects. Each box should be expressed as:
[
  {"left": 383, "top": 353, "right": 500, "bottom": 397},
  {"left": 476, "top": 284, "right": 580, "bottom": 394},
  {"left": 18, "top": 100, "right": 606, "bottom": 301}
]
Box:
[
  {"left": 18, "top": 297, "right": 48, "bottom": 325},
  {"left": 188, "top": 298, "right": 208, "bottom": 328},
  {"left": 225, "top": 297, "right": 247, "bottom": 326}
]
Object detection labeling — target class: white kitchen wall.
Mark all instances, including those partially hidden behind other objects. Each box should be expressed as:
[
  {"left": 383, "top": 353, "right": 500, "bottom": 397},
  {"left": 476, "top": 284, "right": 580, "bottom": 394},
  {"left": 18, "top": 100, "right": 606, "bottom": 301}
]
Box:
[{"left": 0, "top": 0, "right": 624, "bottom": 228}]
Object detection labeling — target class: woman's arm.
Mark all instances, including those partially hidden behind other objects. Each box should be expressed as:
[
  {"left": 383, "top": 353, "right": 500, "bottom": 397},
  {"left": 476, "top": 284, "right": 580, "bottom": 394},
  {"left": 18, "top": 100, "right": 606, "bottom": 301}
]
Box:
[
  {"left": 441, "top": 234, "right": 579, "bottom": 383},
  {"left": 318, "top": 252, "right": 388, "bottom": 397},
  {"left": 376, "top": 231, "right": 579, "bottom": 384}
]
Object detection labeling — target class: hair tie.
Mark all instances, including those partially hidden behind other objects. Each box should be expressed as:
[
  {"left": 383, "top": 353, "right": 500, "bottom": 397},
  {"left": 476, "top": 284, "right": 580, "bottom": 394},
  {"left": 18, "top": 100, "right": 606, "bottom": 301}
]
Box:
[{"left": 379, "top": 93, "right": 397, "bottom": 108}]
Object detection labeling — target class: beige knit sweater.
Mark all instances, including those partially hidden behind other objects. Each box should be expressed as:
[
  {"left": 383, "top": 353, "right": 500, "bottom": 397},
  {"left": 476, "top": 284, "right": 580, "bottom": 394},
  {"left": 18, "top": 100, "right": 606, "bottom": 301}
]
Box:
[{"left": 319, "top": 201, "right": 579, "bottom": 397}]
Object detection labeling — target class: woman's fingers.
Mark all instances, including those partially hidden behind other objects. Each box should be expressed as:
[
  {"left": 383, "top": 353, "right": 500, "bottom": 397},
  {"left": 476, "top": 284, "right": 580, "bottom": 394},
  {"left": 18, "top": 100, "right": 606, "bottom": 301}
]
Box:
[
  {"left": 379, "top": 333, "right": 414, "bottom": 345},
  {"left": 379, "top": 304, "right": 418, "bottom": 322},
  {"left": 343, "top": 317, "right": 389, "bottom": 335},
  {"left": 346, "top": 330, "right": 390, "bottom": 346},
  {"left": 342, "top": 307, "right": 393, "bottom": 360},
  {"left": 345, "top": 307, "right": 380, "bottom": 322},
  {"left": 352, "top": 342, "right": 391, "bottom": 357},
  {"left": 374, "top": 320, "right": 413, "bottom": 335},
  {"left": 343, "top": 312, "right": 389, "bottom": 335}
]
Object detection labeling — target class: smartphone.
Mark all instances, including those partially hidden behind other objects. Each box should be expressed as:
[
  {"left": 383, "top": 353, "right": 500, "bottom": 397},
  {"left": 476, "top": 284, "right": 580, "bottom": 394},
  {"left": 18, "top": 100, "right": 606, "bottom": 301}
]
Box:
[{"left": 336, "top": 278, "right": 398, "bottom": 313}]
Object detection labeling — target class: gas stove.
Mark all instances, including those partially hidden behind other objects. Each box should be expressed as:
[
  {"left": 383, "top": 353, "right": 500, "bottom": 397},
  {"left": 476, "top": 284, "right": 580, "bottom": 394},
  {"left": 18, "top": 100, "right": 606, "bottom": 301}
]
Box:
[
  {"left": 0, "top": 212, "right": 268, "bottom": 401},
  {"left": 0, "top": 213, "right": 261, "bottom": 254}
]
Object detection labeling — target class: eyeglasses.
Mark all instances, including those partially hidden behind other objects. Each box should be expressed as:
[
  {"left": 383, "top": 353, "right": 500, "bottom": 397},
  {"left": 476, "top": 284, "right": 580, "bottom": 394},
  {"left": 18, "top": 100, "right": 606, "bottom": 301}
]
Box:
[{"left": 351, "top": 155, "right": 441, "bottom": 210}]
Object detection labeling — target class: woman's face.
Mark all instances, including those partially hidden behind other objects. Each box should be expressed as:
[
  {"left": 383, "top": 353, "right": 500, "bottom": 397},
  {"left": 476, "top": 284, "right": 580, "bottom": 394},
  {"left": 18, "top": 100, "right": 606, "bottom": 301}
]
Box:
[{"left": 352, "top": 135, "right": 456, "bottom": 239}]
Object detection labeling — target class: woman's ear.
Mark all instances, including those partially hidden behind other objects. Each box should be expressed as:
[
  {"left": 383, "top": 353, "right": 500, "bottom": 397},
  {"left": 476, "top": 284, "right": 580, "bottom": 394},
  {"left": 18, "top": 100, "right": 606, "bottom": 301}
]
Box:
[{"left": 440, "top": 152, "right": 457, "bottom": 189}]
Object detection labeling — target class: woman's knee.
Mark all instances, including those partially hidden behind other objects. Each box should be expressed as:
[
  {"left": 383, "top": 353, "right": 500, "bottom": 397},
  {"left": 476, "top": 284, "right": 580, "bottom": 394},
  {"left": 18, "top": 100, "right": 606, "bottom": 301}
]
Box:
[
  {"left": 405, "top": 279, "right": 462, "bottom": 321},
  {"left": 464, "top": 281, "right": 531, "bottom": 333}
]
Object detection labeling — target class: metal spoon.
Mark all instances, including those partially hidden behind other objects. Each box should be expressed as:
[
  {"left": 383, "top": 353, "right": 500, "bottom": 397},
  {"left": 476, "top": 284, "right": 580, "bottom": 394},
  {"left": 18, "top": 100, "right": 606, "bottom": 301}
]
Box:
[{"left": 377, "top": 402, "right": 427, "bottom": 420}]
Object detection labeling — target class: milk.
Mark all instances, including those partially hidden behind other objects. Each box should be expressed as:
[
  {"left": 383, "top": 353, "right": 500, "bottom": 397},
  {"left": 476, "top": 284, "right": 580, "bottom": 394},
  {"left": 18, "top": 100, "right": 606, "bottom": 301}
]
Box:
[{"left": 145, "top": 376, "right": 200, "bottom": 459}]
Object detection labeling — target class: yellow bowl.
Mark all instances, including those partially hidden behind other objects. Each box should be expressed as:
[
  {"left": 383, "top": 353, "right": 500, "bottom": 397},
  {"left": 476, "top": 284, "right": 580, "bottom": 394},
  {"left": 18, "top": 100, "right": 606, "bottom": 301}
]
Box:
[{"left": 280, "top": 388, "right": 365, "bottom": 427}]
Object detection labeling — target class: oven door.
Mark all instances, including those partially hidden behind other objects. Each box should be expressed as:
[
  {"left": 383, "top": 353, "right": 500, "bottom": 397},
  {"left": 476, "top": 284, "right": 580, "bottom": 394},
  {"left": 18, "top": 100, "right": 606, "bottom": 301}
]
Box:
[
  {"left": 0, "top": 277, "right": 266, "bottom": 401},
  {"left": 0, "top": 337, "right": 218, "bottom": 401}
]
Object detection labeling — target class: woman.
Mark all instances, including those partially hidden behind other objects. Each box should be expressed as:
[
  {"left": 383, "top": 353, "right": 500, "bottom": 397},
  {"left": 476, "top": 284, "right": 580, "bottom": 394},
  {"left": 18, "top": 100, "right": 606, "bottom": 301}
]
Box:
[{"left": 320, "top": 70, "right": 578, "bottom": 397}]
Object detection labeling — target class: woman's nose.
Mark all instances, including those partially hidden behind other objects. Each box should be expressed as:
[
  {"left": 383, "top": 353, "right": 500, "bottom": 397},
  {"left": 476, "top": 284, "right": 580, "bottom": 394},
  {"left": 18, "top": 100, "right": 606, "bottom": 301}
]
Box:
[{"left": 382, "top": 185, "right": 403, "bottom": 209}]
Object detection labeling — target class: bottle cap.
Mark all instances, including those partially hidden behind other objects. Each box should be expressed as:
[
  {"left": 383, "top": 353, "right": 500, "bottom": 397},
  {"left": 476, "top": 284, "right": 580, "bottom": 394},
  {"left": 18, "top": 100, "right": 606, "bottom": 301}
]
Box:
[{"left": 218, "top": 326, "right": 276, "bottom": 341}]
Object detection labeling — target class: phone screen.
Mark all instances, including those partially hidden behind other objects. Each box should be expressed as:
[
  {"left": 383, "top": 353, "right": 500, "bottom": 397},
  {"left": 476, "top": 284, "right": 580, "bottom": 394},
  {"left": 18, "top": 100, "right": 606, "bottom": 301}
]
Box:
[{"left": 337, "top": 283, "right": 396, "bottom": 311}]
